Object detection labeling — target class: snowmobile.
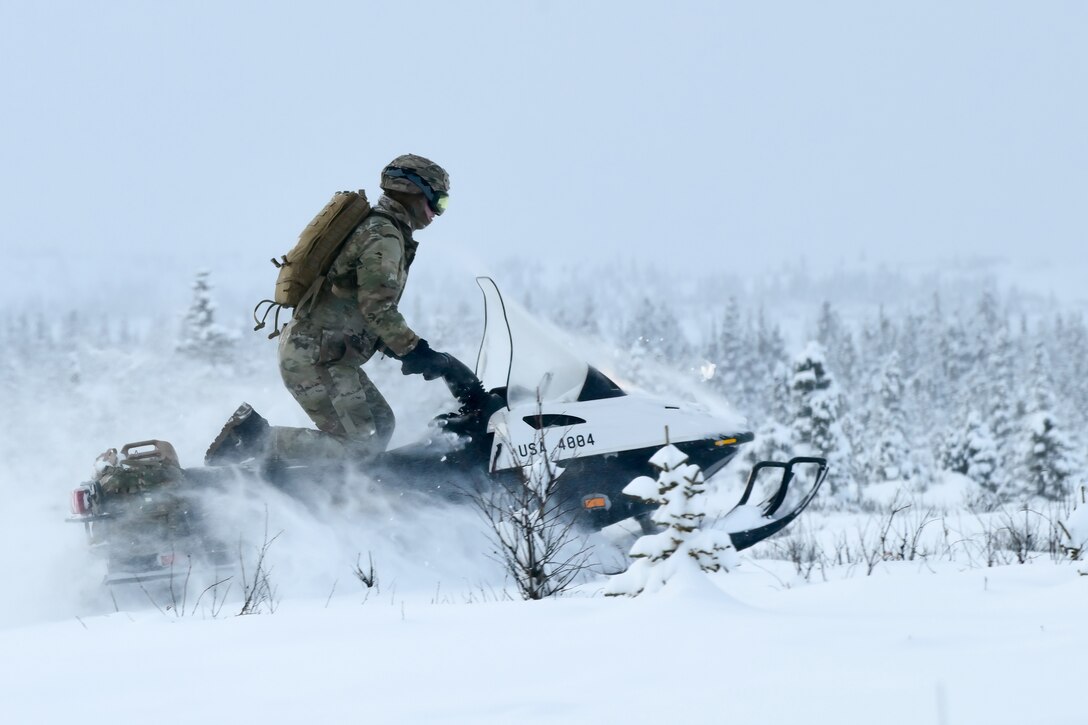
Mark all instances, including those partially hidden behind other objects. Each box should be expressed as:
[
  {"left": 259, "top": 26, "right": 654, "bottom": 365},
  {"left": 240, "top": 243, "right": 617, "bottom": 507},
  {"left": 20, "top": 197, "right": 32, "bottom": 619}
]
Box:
[{"left": 67, "top": 277, "right": 827, "bottom": 584}]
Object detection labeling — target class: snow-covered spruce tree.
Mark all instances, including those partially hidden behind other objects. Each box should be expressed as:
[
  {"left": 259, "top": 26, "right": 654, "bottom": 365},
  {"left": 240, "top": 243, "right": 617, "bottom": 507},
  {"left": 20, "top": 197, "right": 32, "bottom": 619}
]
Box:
[
  {"left": 874, "top": 306, "right": 897, "bottom": 361},
  {"left": 974, "top": 288, "right": 1004, "bottom": 339},
  {"left": 1018, "top": 342, "right": 1076, "bottom": 500},
  {"left": 896, "top": 312, "right": 925, "bottom": 388},
  {"left": 606, "top": 443, "right": 737, "bottom": 596},
  {"left": 915, "top": 292, "right": 947, "bottom": 410},
  {"left": 617, "top": 295, "right": 690, "bottom": 392},
  {"left": 625, "top": 294, "right": 688, "bottom": 365},
  {"left": 831, "top": 328, "right": 860, "bottom": 393},
  {"left": 768, "top": 361, "right": 793, "bottom": 423},
  {"left": 983, "top": 325, "right": 1020, "bottom": 482},
  {"left": 0, "top": 334, "right": 16, "bottom": 395},
  {"left": 939, "top": 315, "right": 974, "bottom": 403},
  {"left": 752, "top": 307, "right": 789, "bottom": 415},
  {"left": 942, "top": 410, "right": 1000, "bottom": 493},
  {"left": 1056, "top": 313, "right": 1088, "bottom": 429},
  {"left": 817, "top": 301, "right": 860, "bottom": 391},
  {"left": 863, "top": 351, "right": 912, "bottom": 483},
  {"left": 789, "top": 341, "right": 852, "bottom": 498},
  {"left": 708, "top": 298, "right": 750, "bottom": 409},
  {"left": 176, "top": 270, "right": 237, "bottom": 366},
  {"left": 815, "top": 300, "right": 840, "bottom": 351},
  {"left": 566, "top": 294, "right": 601, "bottom": 338},
  {"left": 65, "top": 350, "right": 82, "bottom": 386},
  {"left": 743, "top": 419, "right": 794, "bottom": 478}
]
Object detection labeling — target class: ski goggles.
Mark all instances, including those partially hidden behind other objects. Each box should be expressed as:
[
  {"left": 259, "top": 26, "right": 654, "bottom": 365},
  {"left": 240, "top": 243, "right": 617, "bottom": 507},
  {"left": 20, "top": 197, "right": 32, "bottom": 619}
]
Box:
[{"left": 385, "top": 167, "right": 449, "bottom": 215}]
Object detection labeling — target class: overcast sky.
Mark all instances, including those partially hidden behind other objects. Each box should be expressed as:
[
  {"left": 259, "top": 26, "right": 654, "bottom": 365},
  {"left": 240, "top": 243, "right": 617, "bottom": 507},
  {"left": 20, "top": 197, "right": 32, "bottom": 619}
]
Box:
[{"left": 2, "top": 1, "right": 1085, "bottom": 311}]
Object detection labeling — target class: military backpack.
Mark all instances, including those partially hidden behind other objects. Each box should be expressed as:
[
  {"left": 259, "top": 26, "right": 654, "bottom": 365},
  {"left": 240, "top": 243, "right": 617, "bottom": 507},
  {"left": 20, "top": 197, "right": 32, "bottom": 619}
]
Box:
[{"left": 253, "top": 190, "right": 372, "bottom": 337}]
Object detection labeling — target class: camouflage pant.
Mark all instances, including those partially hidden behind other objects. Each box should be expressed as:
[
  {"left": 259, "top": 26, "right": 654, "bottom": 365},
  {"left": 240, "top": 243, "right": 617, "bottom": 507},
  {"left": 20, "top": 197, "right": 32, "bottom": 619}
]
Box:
[{"left": 273, "top": 323, "right": 394, "bottom": 461}]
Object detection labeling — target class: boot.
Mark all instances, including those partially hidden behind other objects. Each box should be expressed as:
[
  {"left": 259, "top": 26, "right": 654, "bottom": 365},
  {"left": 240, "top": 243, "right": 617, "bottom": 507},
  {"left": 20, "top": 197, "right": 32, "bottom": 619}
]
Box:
[{"left": 205, "top": 403, "right": 271, "bottom": 465}]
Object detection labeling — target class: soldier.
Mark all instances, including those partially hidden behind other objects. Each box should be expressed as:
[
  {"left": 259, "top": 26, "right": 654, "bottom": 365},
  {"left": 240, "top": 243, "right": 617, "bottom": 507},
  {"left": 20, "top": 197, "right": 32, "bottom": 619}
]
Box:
[{"left": 207, "top": 154, "right": 460, "bottom": 463}]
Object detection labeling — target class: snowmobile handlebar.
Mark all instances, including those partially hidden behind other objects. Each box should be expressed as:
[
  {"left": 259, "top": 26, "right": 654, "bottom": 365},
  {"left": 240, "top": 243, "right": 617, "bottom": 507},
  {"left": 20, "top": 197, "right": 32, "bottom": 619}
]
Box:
[
  {"left": 432, "top": 353, "right": 507, "bottom": 437},
  {"left": 439, "top": 354, "right": 490, "bottom": 409}
]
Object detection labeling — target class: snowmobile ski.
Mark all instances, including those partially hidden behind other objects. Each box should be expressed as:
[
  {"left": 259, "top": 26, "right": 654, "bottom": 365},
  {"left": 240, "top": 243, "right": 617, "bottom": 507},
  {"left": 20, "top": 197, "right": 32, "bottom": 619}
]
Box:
[{"left": 722, "top": 456, "right": 829, "bottom": 551}]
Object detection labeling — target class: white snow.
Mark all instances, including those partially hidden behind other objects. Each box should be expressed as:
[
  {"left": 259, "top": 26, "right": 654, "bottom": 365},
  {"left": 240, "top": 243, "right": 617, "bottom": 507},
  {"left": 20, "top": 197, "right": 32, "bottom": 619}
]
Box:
[
  {"left": 622, "top": 474, "right": 661, "bottom": 501},
  {"left": 864, "top": 472, "right": 978, "bottom": 510},
  {"left": 3, "top": 287, "right": 1086, "bottom": 723},
  {"left": 2, "top": 342, "right": 1085, "bottom": 724},
  {"left": 5, "top": 384, "right": 1082, "bottom": 724},
  {"left": 647, "top": 443, "right": 690, "bottom": 472},
  {"left": 1063, "top": 490, "right": 1088, "bottom": 555},
  {"left": 0, "top": 559, "right": 1083, "bottom": 724}
]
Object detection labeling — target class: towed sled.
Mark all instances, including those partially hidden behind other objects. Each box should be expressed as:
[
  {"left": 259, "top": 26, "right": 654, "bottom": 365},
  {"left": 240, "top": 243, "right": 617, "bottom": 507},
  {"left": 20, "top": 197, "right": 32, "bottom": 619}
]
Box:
[{"left": 68, "top": 278, "right": 827, "bottom": 584}]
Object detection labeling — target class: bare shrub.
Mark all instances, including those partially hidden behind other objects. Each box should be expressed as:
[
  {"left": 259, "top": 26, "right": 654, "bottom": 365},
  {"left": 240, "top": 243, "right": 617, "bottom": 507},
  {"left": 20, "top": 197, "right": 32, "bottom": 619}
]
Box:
[
  {"left": 1056, "top": 487, "right": 1085, "bottom": 560},
  {"left": 474, "top": 428, "right": 593, "bottom": 600},
  {"left": 1002, "top": 507, "right": 1037, "bottom": 564},
  {"left": 751, "top": 490, "right": 1076, "bottom": 577},
  {"left": 890, "top": 505, "right": 939, "bottom": 563},
  {"left": 122, "top": 551, "right": 234, "bottom": 619},
  {"left": 851, "top": 493, "right": 936, "bottom": 575},
  {"left": 238, "top": 515, "right": 281, "bottom": 615},
  {"left": 760, "top": 521, "right": 825, "bottom": 581},
  {"left": 168, "top": 554, "right": 234, "bottom": 618},
  {"left": 461, "top": 582, "right": 514, "bottom": 604},
  {"left": 190, "top": 576, "right": 233, "bottom": 617},
  {"left": 353, "top": 551, "right": 380, "bottom": 603},
  {"left": 353, "top": 552, "right": 378, "bottom": 588}
]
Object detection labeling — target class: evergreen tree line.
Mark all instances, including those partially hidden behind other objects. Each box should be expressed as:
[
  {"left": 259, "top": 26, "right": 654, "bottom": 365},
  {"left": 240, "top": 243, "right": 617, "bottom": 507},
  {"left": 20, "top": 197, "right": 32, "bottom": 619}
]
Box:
[
  {"left": 1, "top": 271, "right": 242, "bottom": 368},
  {"left": 2, "top": 268, "right": 1082, "bottom": 505},
  {"left": 0, "top": 310, "right": 143, "bottom": 351},
  {"left": 609, "top": 289, "right": 1083, "bottom": 504}
]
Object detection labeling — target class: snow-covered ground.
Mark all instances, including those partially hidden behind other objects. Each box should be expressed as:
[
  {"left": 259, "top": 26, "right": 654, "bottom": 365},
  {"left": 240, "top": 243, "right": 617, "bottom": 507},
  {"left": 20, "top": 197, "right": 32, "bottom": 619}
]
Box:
[
  {"left": 1, "top": 553, "right": 1083, "bottom": 725},
  {"left": 2, "top": 279, "right": 1085, "bottom": 724},
  {"left": 1, "top": 401, "right": 1084, "bottom": 725}
]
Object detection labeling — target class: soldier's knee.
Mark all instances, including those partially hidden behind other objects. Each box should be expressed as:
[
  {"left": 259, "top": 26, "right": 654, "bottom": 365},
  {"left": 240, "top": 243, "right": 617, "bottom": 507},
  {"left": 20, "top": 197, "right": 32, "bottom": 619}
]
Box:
[{"left": 278, "top": 333, "right": 319, "bottom": 380}]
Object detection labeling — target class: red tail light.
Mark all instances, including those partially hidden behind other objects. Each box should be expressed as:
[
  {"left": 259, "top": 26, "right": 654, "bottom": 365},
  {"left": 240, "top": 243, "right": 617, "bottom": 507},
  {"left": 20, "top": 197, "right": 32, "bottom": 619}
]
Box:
[{"left": 70, "top": 487, "right": 92, "bottom": 516}]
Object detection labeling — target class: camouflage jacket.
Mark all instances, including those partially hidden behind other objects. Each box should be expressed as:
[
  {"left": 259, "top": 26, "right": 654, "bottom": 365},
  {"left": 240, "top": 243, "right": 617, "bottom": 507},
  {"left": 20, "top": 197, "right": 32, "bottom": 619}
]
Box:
[{"left": 291, "top": 195, "right": 420, "bottom": 360}]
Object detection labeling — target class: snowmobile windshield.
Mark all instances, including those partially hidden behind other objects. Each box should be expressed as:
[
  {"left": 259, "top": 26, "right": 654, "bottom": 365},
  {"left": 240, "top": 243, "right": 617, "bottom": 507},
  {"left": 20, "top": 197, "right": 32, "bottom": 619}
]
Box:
[{"left": 474, "top": 277, "right": 589, "bottom": 408}]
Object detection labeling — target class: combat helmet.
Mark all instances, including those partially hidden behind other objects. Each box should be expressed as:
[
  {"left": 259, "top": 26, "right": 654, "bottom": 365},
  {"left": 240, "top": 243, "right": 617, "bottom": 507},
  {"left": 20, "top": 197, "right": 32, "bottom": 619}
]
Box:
[{"left": 380, "top": 154, "right": 450, "bottom": 215}]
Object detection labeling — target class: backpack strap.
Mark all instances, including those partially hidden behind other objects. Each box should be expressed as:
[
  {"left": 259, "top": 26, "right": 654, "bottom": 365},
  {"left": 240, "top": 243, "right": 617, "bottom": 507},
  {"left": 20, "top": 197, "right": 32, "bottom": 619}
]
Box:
[
  {"left": 292, "top": 209, "right": 382, "bottom": 319},
  {"left": 253, "top": 299, "right": 286, "bottom": 339},
  {"left": 294, "top": 275, "right": 326, "bottom": 316},
  {"left": 368, "top": 209, "right": 412, "bottom": 241},
  {"left": 252, "top": 277, "right": 321, "bottom": 339}
]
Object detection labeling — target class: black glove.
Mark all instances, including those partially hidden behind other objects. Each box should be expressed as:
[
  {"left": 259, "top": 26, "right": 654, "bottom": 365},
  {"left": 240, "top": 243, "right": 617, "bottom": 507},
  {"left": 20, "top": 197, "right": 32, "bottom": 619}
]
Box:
[
  {"left": 432, "top": 356, "right": 506, "bottom": 437},
  {"left": 436, "top": 356, "right": 505, "bottom": 423},
  {"left": 439, "top": 354, "right": 484, "bottom": 402},
  {"left": 397, "top": 339, "right": 452, "bottom": 381}
]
